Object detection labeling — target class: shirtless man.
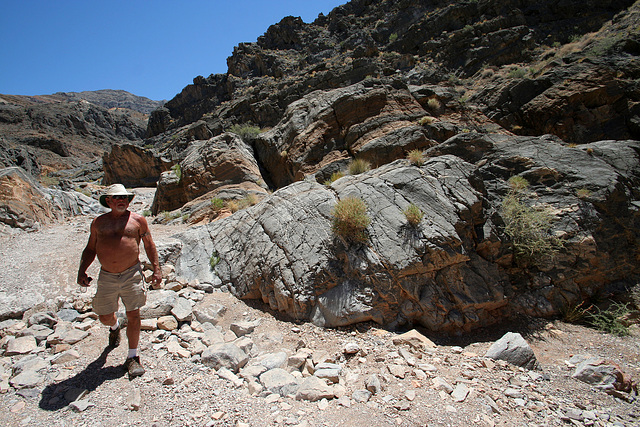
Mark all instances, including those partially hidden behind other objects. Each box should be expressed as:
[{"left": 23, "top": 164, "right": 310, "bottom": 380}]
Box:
[{"left": 77, "top": 184, "right": 162, "bottom": 378}]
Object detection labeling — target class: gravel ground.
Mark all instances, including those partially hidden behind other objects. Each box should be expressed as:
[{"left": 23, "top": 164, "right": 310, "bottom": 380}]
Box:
[{"left": 1, "top": 189, "right": 639, "bottom": 426}]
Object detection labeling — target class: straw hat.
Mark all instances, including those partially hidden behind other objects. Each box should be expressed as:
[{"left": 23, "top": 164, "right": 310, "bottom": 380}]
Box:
[{"left": 99, "top": 184, "right": 134, "bottom": 208}]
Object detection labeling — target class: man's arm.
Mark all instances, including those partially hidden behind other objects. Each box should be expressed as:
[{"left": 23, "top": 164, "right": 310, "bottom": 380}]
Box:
[
  {"left": 77, "top": 219, "right": 98, "bottom": 286},
  {"left": 138, "top": 215, "right": 162, "bottom": 287}
]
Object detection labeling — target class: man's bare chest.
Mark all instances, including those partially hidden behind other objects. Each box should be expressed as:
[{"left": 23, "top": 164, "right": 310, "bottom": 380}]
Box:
[{"left": 97, "top": 217, "right": 140, "bottom": 240}]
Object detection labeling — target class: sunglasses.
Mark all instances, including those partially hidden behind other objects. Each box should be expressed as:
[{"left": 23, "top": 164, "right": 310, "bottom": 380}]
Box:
[{"left": 110, "top": 195, "right": 130, "bottom": 200}]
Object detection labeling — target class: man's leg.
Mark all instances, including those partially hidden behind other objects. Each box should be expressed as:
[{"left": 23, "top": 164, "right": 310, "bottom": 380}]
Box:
[
  {"left": 124, "top": 309, "right": 145, "bottom": 378},
  {"left": 125, "top": 309, "right": 141, "bottom": 351},
  {"left": 98, "top": 313, "right": 117, "bottom": 327},
  {"left": 99, "top": 313, "right": 121, "bottom": 348}
]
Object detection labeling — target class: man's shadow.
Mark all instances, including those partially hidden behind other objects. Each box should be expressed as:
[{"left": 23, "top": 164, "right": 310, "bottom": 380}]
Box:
[{"left": 39, "top": 346, "right": 126, "bottom": 411}]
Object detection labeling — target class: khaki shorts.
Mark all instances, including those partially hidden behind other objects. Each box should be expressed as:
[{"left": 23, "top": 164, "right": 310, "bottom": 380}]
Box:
[{"left": 93, "top": 263, "right": 147, "bottom": 315}]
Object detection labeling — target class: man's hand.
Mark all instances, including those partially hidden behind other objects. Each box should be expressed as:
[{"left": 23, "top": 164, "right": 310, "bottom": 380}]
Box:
[
  {"left": 148, "top": 270, "right": 163, "bottom": 289},
  {"left": 77, "top": 272, "right": 92, "bottom": 287}
]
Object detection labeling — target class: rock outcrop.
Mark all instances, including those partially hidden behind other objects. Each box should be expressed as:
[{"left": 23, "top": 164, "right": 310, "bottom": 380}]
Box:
[
  {"left": 172, "top": 136, "right": 640, "bottom": 332},
  {"left": 0, "top": 167, "right": 104, "bottom": 231},
  {"left": 151, "top": 133, "right": 269, "bottom": 214}
]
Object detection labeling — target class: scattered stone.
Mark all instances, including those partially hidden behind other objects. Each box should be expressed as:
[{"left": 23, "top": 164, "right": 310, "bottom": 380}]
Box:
[
  {"left": 18, "top": 324, "right": 54, "bottom": 343},
  {"left": 485, "top": 332, "right": 538, "bottom": 370},
  {"left": 193, "top": 303, "right": 227, "bottom": 325},
  {"left": 288, "top": 349, "right": 312, "bottom": 370},
  {"left": 388, "top": 364, "right": 406, "bottom": 379},
  {"left": 318, "top": 398, "right": 329, "bottom": 410},
  {"left": 405, "top": 390, "right": 416, "bottom": 401},
  {"left": 201, "top": 343, "right": 248, "bottom": 373},
  {"left": 230, "top": 320, "right": 259, "bottom": 337},
  {"left": 27, "top": 313, "right": 56, "bottom": 328},
  {"left": 157, "top": 315, "right": 179, "bottom": 331},
  {"left": 126, "top": 385, "right": 141, "bottom": 411},
  {"left": 432, "top": 377, "right": 454, "bottom": 394},
  {"left": 240, "top": 364, "right": 267, "bottom": 380},
  {"left": 398, "top": 347, "right": 416, "bottom": 366},
  {"left": 337, "top": 395, "right": 351, "bottom": 407},
  {"left": 191, "top": 282, "right": 214, "bottom": 293},
  {"left": 392, "top": 329, "right": 437, "bottom": 350},
  {"left": 51, "top": 349, "right": 80, "bottom": 365},
  {"left": 10, "top": 370, "right": 44, "bottom": 389},
  {"left": 365, "top": 374, "right": 382, "bottom": 394},
  {"left": 314, "top": 363, "right": 341, "bottom": 383},
  {"left": 171, "top": 297, "right": 193, "bottom": 322},
  {"left": 202, "top": 328, "right": 225, "bottom": 346},
  {"left": 451, "top": 383, "right": 470, "bottom": 402},
  {"left": 70, "top": 399, "right": 94, "bottom": 412},
  {"left": 265, "top": 393, "right": 281, "bottom": 404},
  {"left": 10, "top": 401, "right": 25, "bottom": 413},
  {"left": 343, "top": 342, "right": 360, "bottom": 354},
  {"left": 296, "top": 376, "right": 334, "bottom": 401},
  {"left": 140, "top": 290, "right": 177, "bottom": 319},
  {"left": 212, "top": 411, "right": 225, "bottom": 420},
  {"left": 166, "top": 339, "right": 191, "bottom": 358},
  {"left": 570, "top": 356, "right": 623, "bottom": 389},
  {"left": 217, "top": 367, "right": 244, "bottom": 387},
  {"left": 76, "top": 319, "right": 95, "bottom": 331},
  {"left": 504, "top": 387, "right": 525, "bottom": 399},
  {"left": 253, "top": 351, "right": 288, "bottom": 370},
  {"left": 57, "top": 308, "right": 80, "bottom": 322},
  {"left": 259, "top": 368, "right": 299, "bottom": 396},
  {"left": 6, "top": 336, "right": 37, "bottom": 356},
  {"left": 140, "top": 318, "right": 158, "bottom": 330},
  {"left": 351, "top": 389, "right": 372, "bottom": 403}
]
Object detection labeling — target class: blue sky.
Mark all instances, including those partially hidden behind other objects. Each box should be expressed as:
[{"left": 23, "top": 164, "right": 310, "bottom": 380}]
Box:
[{"left": 1, "top": 1, "right": 346, "bottom": 101}]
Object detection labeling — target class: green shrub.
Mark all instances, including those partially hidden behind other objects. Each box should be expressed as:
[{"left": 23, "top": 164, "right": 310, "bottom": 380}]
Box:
[
  {"left": 160, "top": 210, "right": 182, "bottom": 222},
  {"left": 211, "top": 197, "right": 225, "bottom": 211},
  {"left": 407, "top": 149, "right": 424, "bottom": 166},
  {"left": 324, "top": 171, "right": 345, "bottom": 186},
  {"left": 388, "top": 33, "right": 398, "bottom": 43},
  {"left": 427, "top": 98, "right": 442, "bottom": 112},
  {"left": 508, "top": 176, "right": 529, "bottom": 192},
  {"left": 142, "top": 210, "right": 152, "bottom": 217},
  {"left": 229, "top": 124, "right": 261, "bottom": 139},
  {"left": 348, "top": 158, "right": 371, "bottom": 175},
  {"left": 209, "top": 251, "right": 220, "bottom": 270},
  {"left": 501, "top": 176, "right": 562, "bottom": 265},
  {"left": 40, "top": 174, "right": 60, "bottom": 188},
  {"left": 501, "top": 194, "right": 562, "bottom": 264},
  {"left": 562, "top": 301, "right": 591, "bottom": 324},
  {"left": 585, "top": 302, "right": 631, "bottom": 336},
  {"left": 576, "top": 188, "right": 592, "bottom": 199},
  {"left": 171, "top": 164, "right": 182, "bottom": 181},
  {"left": 331, "top": 197, "right": 371, "bottom": 244},
  {"left": 403, "top": 203, "right": 424, "bottom": 227},
  {"left": 507, "top": 67, "right": 526, "bottom": 79},
  {"left": 418, "top": 116, "right": 436, "bottom": 126},
  {"left": 631, "top": 284, "right": 640, "bottom": 310},
  {"left": 227, "top": 200, "right": 240, "bottom": 213}
]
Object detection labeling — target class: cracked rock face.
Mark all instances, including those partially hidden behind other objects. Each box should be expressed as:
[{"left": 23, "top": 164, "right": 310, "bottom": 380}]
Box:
[
  {"left": 173, "top": 135, "right": 640, "bottom": 333},
  {"left": 174, "top": 154, "right": 506, "bottom": 332}
]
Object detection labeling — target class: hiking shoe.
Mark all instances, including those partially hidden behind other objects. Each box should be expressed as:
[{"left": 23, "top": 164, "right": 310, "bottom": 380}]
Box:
[
  {"left": 108, "top": 325, "right": 121, "bottom": 348},
  {"left": 124, "top": 356, "right": 145, "bottom": 378}
]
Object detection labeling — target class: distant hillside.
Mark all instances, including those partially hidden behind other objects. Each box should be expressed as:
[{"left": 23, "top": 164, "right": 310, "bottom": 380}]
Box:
[
  {"left": 53, "top": 89, "right": 165, "bottom": 114},
  {"left": 0, "top": 93, "right": 148, "bottom": 181}
]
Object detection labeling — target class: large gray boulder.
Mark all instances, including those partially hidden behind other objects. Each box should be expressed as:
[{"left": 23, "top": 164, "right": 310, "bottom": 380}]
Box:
[
  {"left": 173, "top": 135, "right": 640, "bottom": 332},
  {"left": 485, "top": 332, "right": 538, "bottom": 370},
  {"left": 175, "top": 154, "right": 503, "bottom": 331}
]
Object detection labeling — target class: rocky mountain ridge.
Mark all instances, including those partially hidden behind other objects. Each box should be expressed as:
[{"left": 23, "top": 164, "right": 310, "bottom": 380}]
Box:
[
  {"left": 3, "top": 0, "right": 640, "bottom": 334},
  {"left": 52, "top": 89, "right": 165, "bottom": 114},
  {"left": 0, "top": 90, "right": 160, "bottom": 183}
]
